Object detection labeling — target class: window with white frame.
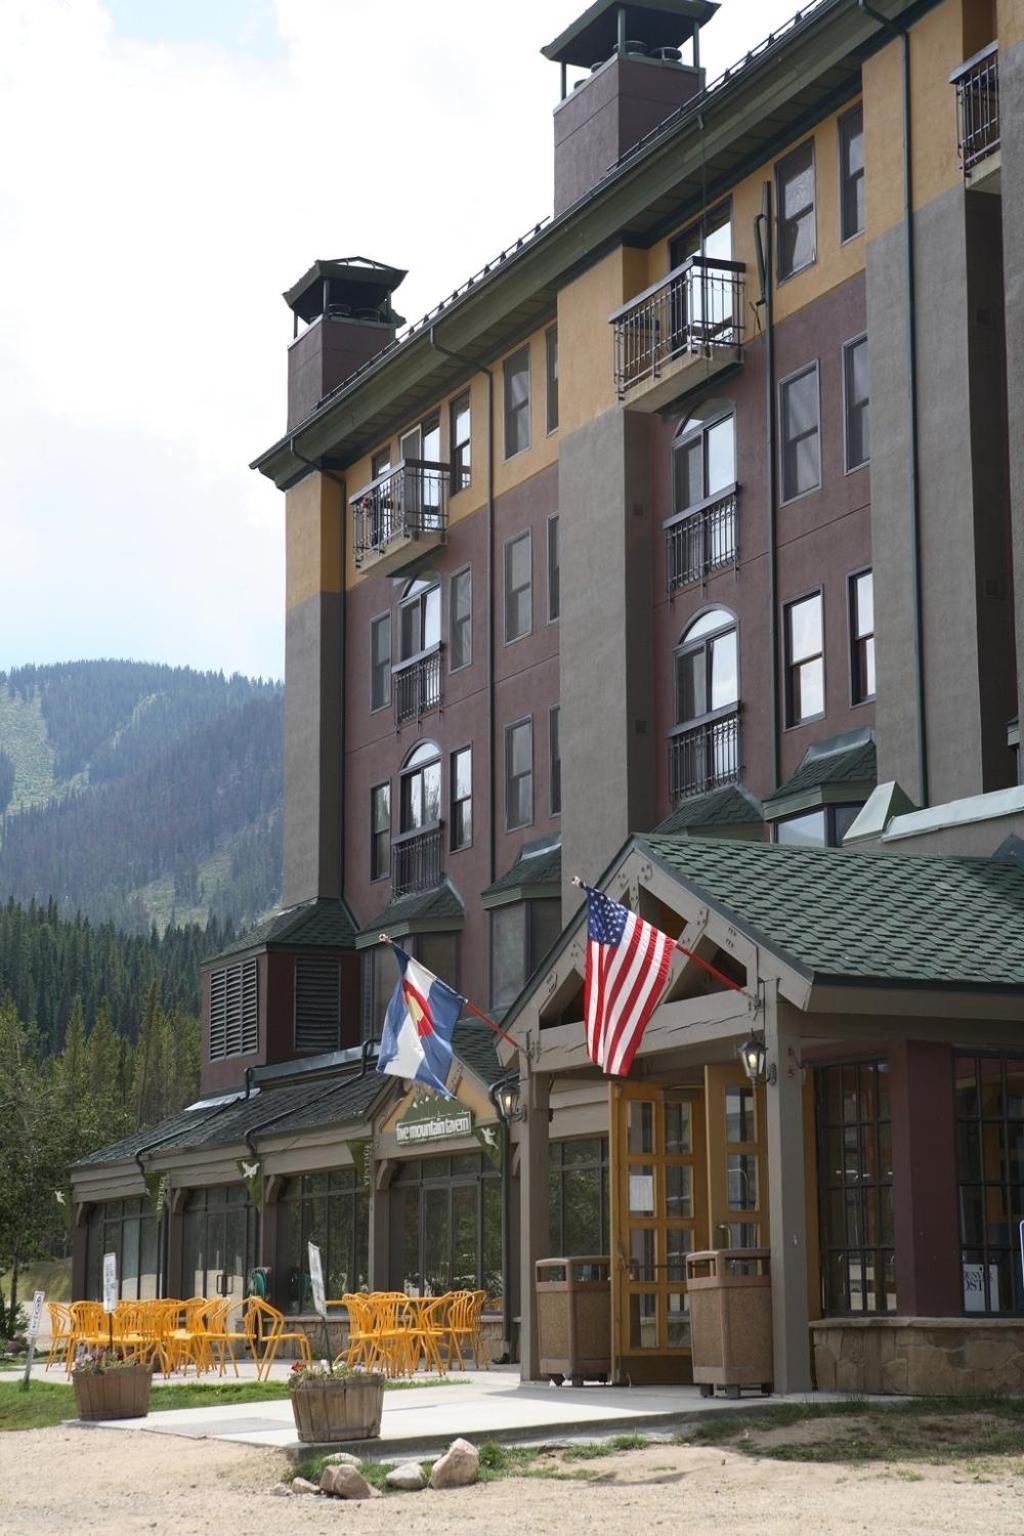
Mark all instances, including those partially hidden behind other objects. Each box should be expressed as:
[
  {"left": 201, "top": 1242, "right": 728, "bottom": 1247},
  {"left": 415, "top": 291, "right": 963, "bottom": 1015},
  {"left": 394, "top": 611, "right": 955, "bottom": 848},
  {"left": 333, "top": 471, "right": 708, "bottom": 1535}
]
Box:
[
  {"left": 776, "top": 140, "right": 816, "bottom": 279},
  {"left": 505, "top": 531, "right": 532, "bottom": 643},
  {"left": 505, "top": 717, "right": 533, "bottom": 830},
  {"left": 784, "top": 592, "right": 825, "bottom": 725},
  {"left": 780, "top": 364, "right": 821, "bottom": 501}
]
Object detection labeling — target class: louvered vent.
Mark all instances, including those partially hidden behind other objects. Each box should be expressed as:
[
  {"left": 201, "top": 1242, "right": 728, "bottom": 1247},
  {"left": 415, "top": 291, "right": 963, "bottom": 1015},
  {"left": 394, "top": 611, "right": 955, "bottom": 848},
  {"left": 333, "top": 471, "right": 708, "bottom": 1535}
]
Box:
[
  {"left": 209, "top": 959, "right": 258, "bottom": 1060},
  {"left": 295, "top": 956, "right": 341, "bottom": 1052}
]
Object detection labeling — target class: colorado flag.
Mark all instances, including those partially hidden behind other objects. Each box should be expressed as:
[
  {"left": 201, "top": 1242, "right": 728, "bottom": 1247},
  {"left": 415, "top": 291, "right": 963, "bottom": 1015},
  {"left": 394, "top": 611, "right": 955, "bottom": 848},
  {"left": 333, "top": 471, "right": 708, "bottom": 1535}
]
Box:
[{"left": 377, "top": 944, "right": 462, "bottom": 1099}]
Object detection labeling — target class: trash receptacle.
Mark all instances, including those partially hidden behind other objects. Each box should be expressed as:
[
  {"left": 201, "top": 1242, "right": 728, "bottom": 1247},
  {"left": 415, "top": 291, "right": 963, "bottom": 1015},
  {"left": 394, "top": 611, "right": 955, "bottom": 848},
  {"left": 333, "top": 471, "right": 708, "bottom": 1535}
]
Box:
[
  {"left": 535, "top": 1255, "right": 611, "bottom": 1386},
  {"left": 685, "top": 1248, "right": 772, "bottom": 1399}
]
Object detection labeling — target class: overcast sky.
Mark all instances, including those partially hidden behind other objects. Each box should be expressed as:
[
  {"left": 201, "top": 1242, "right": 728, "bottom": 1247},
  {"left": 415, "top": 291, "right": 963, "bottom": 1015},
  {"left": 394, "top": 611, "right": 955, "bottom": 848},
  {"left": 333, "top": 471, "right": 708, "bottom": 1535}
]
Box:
[{"left": 0, "top": 0, "right": 801, "bottom": 681}]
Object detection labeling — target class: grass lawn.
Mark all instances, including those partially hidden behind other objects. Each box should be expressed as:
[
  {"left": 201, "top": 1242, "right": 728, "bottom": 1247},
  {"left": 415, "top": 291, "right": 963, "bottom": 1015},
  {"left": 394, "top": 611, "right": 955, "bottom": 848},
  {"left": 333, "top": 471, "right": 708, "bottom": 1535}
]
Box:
[{"left": 0, "top": 1373, "right": 465, "bottom": 1433}]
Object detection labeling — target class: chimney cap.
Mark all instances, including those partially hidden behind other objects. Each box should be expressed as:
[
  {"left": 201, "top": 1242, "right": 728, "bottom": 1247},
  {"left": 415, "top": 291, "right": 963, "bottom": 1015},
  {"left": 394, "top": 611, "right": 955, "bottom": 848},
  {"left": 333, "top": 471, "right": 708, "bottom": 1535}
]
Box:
[
  {"left": 283, "top": 257, "right": 407, "bottom": 324},
  {"left": 542, "top": 0, "right": 718, "bottom": 68}
]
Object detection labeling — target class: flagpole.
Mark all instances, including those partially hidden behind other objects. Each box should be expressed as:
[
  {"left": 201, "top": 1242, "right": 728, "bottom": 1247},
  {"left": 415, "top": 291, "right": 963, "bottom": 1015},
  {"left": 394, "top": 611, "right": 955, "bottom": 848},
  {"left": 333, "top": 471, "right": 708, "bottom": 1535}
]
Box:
[{"left": 377, "top": 933, "right": 522, "bottom": 1049}]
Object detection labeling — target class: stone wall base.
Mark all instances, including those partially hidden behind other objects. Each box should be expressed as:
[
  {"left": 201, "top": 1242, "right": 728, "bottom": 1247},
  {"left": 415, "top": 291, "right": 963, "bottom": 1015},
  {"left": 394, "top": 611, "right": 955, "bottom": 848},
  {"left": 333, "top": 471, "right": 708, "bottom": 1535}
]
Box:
[
  {"left": 811, "top": 1317, "right": 1024, "bottom": 1394},
  {"left": 277, "top": 1313, "right": 505, "bottom": 1364}
]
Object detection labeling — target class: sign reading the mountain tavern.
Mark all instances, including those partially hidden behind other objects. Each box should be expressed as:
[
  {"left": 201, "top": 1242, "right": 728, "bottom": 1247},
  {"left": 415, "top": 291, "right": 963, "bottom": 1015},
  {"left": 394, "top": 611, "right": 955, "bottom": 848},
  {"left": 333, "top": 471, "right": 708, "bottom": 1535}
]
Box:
[{"left": 396, "top": 1093, "right": 473, "bottom": 1145}]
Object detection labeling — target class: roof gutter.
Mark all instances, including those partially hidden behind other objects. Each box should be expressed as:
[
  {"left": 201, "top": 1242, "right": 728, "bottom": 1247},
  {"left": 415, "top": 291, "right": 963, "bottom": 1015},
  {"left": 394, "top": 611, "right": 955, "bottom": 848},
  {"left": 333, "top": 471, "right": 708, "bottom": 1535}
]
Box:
[{"left": 242, "top": 1071, "right": 374, "bottom": 1161}]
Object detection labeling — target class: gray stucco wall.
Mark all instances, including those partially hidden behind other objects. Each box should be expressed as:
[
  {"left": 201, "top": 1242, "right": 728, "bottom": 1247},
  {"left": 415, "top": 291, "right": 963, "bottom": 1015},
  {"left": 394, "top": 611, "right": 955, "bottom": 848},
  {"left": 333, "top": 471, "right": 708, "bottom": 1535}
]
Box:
[
  {"left": 1000, "top": 36, "right": 1024, "bottom": 778},
  {"left": 559, "top": 406, "right": 655, "bottom": 913},
  {"left": 282, "top": 589, "right": 342, "bottom": 907},
  {"left": 867, "top": 181, "right": 1014, "bottom": 806}
]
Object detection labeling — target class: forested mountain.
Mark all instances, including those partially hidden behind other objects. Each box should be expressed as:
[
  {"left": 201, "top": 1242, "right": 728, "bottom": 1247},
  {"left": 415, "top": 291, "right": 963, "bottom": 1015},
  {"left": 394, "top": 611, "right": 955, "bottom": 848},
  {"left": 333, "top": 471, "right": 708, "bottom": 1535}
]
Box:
[{"left": 0, "top": 660, "right": 283, "bottom": 931}]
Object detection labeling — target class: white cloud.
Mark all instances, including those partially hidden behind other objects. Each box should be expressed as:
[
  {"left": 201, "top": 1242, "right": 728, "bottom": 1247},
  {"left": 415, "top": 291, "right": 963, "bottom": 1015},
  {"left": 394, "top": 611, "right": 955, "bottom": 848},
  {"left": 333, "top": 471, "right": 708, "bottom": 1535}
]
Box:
[{"left": 0, "top": 0, "right": 801, "bottom": 678}]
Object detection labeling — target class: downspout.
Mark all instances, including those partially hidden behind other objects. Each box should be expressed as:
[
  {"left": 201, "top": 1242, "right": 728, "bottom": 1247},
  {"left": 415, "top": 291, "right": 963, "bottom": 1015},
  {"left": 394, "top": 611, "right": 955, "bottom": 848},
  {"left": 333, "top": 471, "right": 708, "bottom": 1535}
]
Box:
[
  {"left": 241, "top": 1071, "right": 353, "bottom": 1163},
  {"left": 858, "top": 1, "right": 928, "bottom": 805},
  {"left": 755, "top": 184, "right": 780, "bottom": 792},
  {"left": 290, "top": 436, "right": 349, "bottom": 894},
  {"left": 428, "top": 329, "right": 497, "bottom": 888}
]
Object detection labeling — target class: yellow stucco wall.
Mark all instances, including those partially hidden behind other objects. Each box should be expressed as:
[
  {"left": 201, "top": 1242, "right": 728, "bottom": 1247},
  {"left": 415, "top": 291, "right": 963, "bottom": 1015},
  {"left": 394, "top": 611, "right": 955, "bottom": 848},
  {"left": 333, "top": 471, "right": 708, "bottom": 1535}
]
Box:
[
  {"left": 286, "top": 472, "right": 342, "bottom": 610},
  {"left": 997, "top": 0, "right": 1024, "bottom": 47}
]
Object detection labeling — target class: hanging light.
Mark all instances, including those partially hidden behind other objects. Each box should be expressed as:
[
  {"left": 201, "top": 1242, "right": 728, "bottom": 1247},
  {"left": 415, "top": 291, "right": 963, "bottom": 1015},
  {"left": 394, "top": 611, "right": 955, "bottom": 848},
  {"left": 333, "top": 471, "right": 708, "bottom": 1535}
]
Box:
[
  {"left": 489, "top": 1074, "right": 526, "bottom": 1124},
  {"left": 737, "top": 1031, "right": 775, "bottom": 1086}
]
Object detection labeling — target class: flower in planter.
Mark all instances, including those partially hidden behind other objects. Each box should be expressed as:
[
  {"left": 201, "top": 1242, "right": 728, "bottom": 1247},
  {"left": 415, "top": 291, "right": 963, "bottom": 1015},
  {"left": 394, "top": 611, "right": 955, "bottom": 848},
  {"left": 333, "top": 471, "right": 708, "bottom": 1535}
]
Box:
[
  {"left": 288, "top": 1359, "right": 383, "bottom": 1388},
  {"left": 73, "top": 1346, "right": 149, "bottom": 1375}
]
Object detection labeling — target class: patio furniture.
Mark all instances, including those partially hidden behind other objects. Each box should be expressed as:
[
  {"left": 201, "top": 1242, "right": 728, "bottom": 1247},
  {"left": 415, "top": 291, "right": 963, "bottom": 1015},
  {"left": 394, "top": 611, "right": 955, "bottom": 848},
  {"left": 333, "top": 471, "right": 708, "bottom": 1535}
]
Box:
[{"left": 46, "top": 1302, "right": 74, "bottom": 1372}]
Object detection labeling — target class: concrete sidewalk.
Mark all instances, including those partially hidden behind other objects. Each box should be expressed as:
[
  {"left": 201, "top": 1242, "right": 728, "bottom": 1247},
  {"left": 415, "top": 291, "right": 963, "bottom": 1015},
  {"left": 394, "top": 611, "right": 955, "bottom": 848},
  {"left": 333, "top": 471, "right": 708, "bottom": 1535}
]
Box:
[{"left": 30, "top": 1368, "right": 874, "bottom": 1461}]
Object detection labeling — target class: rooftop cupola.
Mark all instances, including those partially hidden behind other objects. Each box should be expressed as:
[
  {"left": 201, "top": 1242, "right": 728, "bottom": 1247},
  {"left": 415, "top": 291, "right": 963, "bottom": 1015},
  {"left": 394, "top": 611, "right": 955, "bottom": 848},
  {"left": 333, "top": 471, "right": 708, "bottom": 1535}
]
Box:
[
  {"left": 543, "top": 0, "right": 719, "bottom": 216},
  {"left": 283, "top": 256, "right": 407, "bottom": 431}
]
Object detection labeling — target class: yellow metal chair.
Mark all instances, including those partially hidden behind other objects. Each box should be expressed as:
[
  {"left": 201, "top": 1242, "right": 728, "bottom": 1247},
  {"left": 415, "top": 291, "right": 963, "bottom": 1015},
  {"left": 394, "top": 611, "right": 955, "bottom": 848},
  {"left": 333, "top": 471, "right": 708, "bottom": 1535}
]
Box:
[
  {"left": 233, "top": 1297, "right": 312, "bottom": 1381},
  {"left": 45, "top": 1303, "right": 74, "bottom": 1373}
]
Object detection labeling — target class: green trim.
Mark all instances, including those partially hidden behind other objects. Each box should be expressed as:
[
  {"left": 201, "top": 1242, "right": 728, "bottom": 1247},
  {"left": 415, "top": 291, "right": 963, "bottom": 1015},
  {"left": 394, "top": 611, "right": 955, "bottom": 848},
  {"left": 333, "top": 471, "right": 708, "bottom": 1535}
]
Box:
[
  {"left": 762, "top": 779, "right": 875, "bottom": 821},
  {"left": 353, "top": 914, "right": 465, "bottom": 950},
  {"left": 481, "top": 881, "right": 561, "bottom": 911}
]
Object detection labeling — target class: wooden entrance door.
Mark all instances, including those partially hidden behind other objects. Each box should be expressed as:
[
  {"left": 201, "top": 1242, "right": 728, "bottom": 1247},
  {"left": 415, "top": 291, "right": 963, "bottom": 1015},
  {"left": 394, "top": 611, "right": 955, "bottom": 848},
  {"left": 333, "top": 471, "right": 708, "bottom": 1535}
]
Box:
[{"left": 610, "top": 1081, "right": 706, "bottom": 1382}]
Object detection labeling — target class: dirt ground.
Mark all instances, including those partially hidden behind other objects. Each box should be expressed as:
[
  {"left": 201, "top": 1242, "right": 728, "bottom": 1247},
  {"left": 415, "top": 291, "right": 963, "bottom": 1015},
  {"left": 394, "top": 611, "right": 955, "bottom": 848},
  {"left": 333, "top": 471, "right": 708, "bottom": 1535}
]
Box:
[{"left": 1, "top": 1426, "right": 1023, "bottom": 1536}]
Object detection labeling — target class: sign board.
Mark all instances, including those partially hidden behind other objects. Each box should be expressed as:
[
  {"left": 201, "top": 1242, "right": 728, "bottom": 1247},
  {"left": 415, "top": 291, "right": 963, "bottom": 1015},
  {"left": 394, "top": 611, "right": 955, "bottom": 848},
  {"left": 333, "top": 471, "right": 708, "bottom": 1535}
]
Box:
[
  {"left": 102, "top": 1252, "right": 118, "bottom": 1314},
  {"left": 26, "top": 1290, "right": 45, "bottom": 1340},
  {"left": 396, "top": 1096, "right": 473, "bottom": 1146},
  {"left": 308, "top": 1241, "right": 327, "bottom": 1320},
  {"left": 963, "top": 1261, "right": 1000, "bottom": 1312}
]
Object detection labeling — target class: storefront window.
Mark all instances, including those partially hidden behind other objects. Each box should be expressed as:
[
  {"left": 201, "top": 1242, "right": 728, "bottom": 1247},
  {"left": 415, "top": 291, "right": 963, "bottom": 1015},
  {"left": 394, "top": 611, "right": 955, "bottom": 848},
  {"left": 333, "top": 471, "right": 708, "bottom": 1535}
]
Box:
[
  {"left": 182, "top": 1185, "right": 258, "bottom": 1304},
  {"left": 548, "top": 1138, "right": 609, "bottom": 1257},
  {"left": 955, "top": 1054, "right": 1024, "bottom": 1314},
  {"left": 85, "top": 1198, "right": 165, "bottom": 1301},
  {"left": 816, "top": 1061, "right": 895, "bottom": 1314},
  {"left": 279, "top": 1169, "right": 369, "bottom": 1314},
  {"left": 389, "top": 1155, "right": 502, "bottom": 1304}
]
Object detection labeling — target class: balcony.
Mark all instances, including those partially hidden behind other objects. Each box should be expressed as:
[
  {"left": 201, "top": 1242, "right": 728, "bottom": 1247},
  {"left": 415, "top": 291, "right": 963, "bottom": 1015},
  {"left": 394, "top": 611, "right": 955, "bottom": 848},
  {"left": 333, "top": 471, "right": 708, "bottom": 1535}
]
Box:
[
  {"left": 669, "top": 711, "right": 740, "bottom": 803},
  {"left": 610, "top": 257, "right": 745, "bottom": 411},
  {"left": 951, "top": 43, "right": 1000, "bottom": 188},
  {"left": 392, "top": 825, "right": 443, "bottom": 899},
  {"left": 351, "top": 458, "right": 450, "bottom": 577},
  {"left": 393, "top": 646, "right": 442, "bottom": 728},
  {"left": 666, "top": 486, "right": 739, "bottom": 594}
]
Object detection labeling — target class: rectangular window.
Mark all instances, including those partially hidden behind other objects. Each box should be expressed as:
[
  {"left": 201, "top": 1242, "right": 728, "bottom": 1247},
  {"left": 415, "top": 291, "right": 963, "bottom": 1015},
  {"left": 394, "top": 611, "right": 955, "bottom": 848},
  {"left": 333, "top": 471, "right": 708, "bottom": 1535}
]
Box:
[
  {"left": 208, "top": 958, "right": 258, "bottom": 1060},
  {"left": 850, "top": 570, "right": 875, "bottom": 704},
  {"left": 294, "top": 956, "right": 341, "bottom": 1053},
  {"left": 780, "top": 363, "right": 821, "bottom": 501},
  {"left": 505, "top": 717, "right": 533, "bottom": 830},
  {"left": 387, "top": 1155, "right": 501, "bottom": 1303},
  {"left": 549, "top": 705, "right": 561, "bottom": 815},
  {"left": 361, "top": 943, "right": 392, "bottom": 1043},
  {"left": 545, "top": 325, "right": 559, "bottom": 433},
  {"left": 839, "top": 104, "right": 865, "bottom": 242},
  {"left": 844, "top": 335, "right": 870, "bottom": 471},
  {"left": 776, "top": 139, "right": 816, "bottom": 280},
  {"left": 449, "top": 567, "right": 472, "bottom": 671},
  {"left": 785, "top": 591, "right": 825, "bottom": 725},
  {"left": 450, "top": 392, "right": 471, "bottom": 491},
  {"left": 504, "top": 346, "right": 531, "bottom": 458},
  {"left": 450, "top": 746, "right": 472, "bottom": 851},
  {"left": 955, "top": 1054, "right": 1024, "bottom": 1315},
  {"left": 370, "top": 613, "right": 391, "bottom": 711},
  {"left": 279, "top": 1169, "right": 369, "bottom": 1314},
  {"left": 370, "top": 782, "right": 390, "bottom": 881},
  {"left": 504, "top": 530, "right": 532, "bottom": 643},
  {"left": 548, "top": 1138, "right": 610, "bottom": 1258},
  {"left": 816, "top": 1060, "right": 895, "bottom": 1314},
  {"left": 372, "top": 446, "right": 391, "bottom": 480},
  {"left": 547, "top": 514, "right": 559, "bottom": 622}
]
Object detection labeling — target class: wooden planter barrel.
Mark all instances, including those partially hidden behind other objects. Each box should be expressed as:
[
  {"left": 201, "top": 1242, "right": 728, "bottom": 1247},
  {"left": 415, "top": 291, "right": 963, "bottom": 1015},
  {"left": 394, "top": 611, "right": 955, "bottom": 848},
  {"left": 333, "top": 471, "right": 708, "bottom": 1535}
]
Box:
[
  {"left": 73, "top": 1365, "right": 153, "bottom": 1421},
  {"left": 289, "top": 1375, "right": 385, "bottom": 1442}
]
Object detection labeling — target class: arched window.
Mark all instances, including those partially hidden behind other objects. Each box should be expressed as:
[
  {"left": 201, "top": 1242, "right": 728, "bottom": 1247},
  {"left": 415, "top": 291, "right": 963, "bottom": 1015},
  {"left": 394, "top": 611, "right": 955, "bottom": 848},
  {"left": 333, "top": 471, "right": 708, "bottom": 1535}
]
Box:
[
  {"left": 670, "top": 608, "right": 740, "bottom": 800},
  {"left": 668, "top": 405, "right": 737, "bottom": 591},
  {"left": 399, "top": 740, "right": 442, "bottom": 833}
]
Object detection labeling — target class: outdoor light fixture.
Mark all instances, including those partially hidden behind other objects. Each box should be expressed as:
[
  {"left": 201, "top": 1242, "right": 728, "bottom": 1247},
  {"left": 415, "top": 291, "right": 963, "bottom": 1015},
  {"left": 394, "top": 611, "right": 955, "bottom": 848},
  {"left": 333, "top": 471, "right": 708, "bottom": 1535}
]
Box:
[
  {"left": 737, "top": 1031, "right": 776, "bottom": 1087},
  {"left": 490, "top": 1074, "right": 526, "bottom": 1124}
]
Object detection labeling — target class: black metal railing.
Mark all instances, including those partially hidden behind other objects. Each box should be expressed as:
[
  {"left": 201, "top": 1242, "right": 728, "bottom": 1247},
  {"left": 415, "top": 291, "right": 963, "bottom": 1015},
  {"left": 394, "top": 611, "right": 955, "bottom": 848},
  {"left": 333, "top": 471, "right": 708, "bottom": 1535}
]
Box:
[
  {"left": 394, "top": 648, "right": 442, "bottom": 727},
  {"left": 351, "top": 459, "right": 450, "bottom": 567},
  {"left": 610, "top": 257, "right": 745, "bottom": 398},
  {"left": 392, "top": 826, "right": 443, "bottom": 898},
  {"left": 666, "top": 487, "right": 739, "bottom": 593},
  {"left": 951, "top": 44, "right": 999, "bottom": 173},
  {"left": 668, "top": 712, "right": 740, "bottom": 802}
]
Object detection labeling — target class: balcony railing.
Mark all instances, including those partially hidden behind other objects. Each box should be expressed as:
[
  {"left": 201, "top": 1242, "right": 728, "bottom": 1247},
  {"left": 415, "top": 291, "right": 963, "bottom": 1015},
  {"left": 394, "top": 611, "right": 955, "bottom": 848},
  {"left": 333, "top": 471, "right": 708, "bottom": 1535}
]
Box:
[
  {"left": 951, "top": 43, "right": 999, "bottom": 174},
  {"left": 666, "top": 486, "right": 739, "bottom": 593},
  {"left": 669, "top": 711, "right": 740, "bottom": 802},
  {"left": 392, "top": 825, "right": 443, "bottom": 899},
  {"left": 611, "top": 257, "right": 745, "bottom": 400},
  {"left": 394, "top": 647, "right": 442, "bottom": 728},
  {"left": 351, "top": 458, "right": 450, "bottom": 570}
]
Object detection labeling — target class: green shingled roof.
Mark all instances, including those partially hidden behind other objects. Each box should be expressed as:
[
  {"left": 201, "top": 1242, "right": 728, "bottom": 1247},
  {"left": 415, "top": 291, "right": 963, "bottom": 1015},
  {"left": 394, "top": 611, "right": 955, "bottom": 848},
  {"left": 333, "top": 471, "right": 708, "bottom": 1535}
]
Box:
[
  {"left": 452, "top": 1020, "right": 504, "bottom": 1085},
  {"left": 209, "top": 898, "right": 358, "bottom": 963},
  {"left": 655, "top": 783, "right": 763, "bottom": 835},
  {"left": 641, "top": 834, "right": 1024, "bottom": 992},
  {"left": 355, "top": 880, "right": 464, "bottom": 946},
  {"left": 764, "top": 732, "right": 877, "bottom": 819},
  {"left": 481, "top": 839, "right": 561, "bottom": 907}
]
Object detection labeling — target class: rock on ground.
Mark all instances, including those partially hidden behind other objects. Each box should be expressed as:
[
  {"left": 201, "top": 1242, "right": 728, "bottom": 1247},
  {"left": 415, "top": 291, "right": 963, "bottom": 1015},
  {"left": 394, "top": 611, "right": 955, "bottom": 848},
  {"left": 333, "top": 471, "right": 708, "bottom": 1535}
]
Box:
[
  {"left": 291, "top": 1477, "right": 319, "bottom": 1495},
  {"left": 321, "top": 1451, "right": 362, "bottom": 1467},
  {"left": 428, "top": 1438, "right": 479, "bottom": 1490},
  {"left": 319, "top": 1463, "right": 381, "bottom": 1499},
  {"left": 385, "top": 1461, "right": 427, "bottom": 1491}
]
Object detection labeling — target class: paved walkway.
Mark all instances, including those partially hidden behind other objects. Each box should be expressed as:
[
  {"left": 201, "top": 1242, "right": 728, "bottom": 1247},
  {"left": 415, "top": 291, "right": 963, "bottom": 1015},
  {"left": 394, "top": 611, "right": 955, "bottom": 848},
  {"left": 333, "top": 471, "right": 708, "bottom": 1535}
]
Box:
[{"left": 1, "top": 1363, "right": 881, "bottom": 1459}]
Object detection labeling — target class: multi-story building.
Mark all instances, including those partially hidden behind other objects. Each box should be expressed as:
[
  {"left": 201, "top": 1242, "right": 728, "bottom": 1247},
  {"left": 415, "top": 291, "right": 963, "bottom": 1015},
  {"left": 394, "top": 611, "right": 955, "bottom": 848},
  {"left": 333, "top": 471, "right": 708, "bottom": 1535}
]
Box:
[{"left": 74, "top": 0, "right": 1024, "bottom": 1394}]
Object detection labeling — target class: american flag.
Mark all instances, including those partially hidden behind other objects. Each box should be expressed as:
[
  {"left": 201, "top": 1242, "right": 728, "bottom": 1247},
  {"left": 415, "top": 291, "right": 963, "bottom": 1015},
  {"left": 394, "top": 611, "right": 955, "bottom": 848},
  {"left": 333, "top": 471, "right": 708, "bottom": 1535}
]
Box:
[{"left": 583, "top": 887, "right": 675, "bottom": 1076}]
